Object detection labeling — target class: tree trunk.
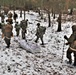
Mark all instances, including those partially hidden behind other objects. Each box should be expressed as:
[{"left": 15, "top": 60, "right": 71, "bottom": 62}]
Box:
[
  {"left": 20, "top": 10, "right": 22, "bottom": 17},
  {"left": 53, "top": 13, "right": 55, "bottom": 19},
  {"left": 48, "top": 11, "right": 51, "bottom": 27},
  {"left": 24, "top": 10, "right": 25, "bottom": 20},
  {"left": 57, "top": 13, "right": 62, "bottom": 32},
  {"left": 51, "top": 8, "right": 54, "bottom": 16}
]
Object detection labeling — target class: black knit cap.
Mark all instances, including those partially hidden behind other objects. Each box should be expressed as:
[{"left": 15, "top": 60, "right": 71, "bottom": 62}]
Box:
[{"left": 37, "top": 23, "right": 40, "bottom": 26}]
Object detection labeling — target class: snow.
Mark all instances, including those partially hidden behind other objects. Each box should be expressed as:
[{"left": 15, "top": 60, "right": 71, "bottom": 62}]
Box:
[{"left": 0, "top": 10, "right": 76, "bottom": 75}]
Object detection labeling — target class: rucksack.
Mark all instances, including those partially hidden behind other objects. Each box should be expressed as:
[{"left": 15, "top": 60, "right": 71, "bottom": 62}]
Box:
[
  {"left": 20, "top": 20, "right": 27, "bottom": 30},
  {"left": 40, "top": 26, "right": 46, "bottom": 34},
  {"left": 2, "top": 24, "right": 13, "bottom": 38},
  {"left": 4, "top": 24, "right": 13, "bottom": 32}
]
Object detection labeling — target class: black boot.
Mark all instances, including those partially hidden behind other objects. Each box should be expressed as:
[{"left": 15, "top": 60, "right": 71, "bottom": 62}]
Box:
[
  {"left": 67, "top": 59, "right": 72, "bottom": 64},
  {"left": 40, "top": 43, "right": 44, "bottom": 45},
  {"left": 4, "top": 38, "right": 10, "bottom": 48},
  {"left": 73, "top": 63, "right": 76, "bottom": 66},
  {"left": 35, "top": 38, "right": 38, "bottom": 43},
  {"left": 35, "top": 40, "right": 37, "bottom": 43},
  {"left": 69, "top": 60, "right": 72, "bottom": 64},
  {"left": 6, "top": 45, "right": 10, "bottom": 48}
]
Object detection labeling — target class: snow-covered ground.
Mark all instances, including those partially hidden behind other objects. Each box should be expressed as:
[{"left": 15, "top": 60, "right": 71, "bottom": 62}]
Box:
[{"left": 0, "top": 10, "right": 76, "bottom": 75}]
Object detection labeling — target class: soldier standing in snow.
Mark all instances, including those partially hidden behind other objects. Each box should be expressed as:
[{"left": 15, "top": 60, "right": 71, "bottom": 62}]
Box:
[
  {"left": 15, "top": 22, "right": 20, "bottom": 36},
  {"left": 20, "top": 19, "right": 28, "bottom": 39},
  {"left": 2, "top": 23, "right": 13, "bottom": 48},
  {"left": 35, "top": 23, "right": 46, "bottom": 45},
  {"left": 64, "top": 25, "right": 76, "bottom": 66}
]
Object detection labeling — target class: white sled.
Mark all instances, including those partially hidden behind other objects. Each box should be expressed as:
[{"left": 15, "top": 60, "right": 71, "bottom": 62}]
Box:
[{"left": 18, "top": 39, "right": 41, "bottom": 54}]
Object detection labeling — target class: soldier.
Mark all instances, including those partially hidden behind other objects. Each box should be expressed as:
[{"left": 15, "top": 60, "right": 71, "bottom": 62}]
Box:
[
  {"left": 2, "top": 23, "right": 13, "bottom": 48},
  {"left": 35, "top": 23, "right": 46, "bottom": 45},
  {"left": 64, "top": 25, "right": 76, "bottom": 66},
  {"left": 20, "top": 19, "right": 28, "bottom": 39},
  {"left": 15, "top": 22, "right": 20, "bottom": 36}
]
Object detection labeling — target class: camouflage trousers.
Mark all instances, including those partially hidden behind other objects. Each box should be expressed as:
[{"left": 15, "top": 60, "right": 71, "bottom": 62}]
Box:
[
  {"left": 35, "top": 36, "right": 44, "bottom": 45},
  {"left": 22, "top": 30, "right": 26, "bottom": 39},
  {"left": 16, "top": 29, "right": 20, "bottom": 36},
  {"left": 4, "top": 37, "right": 11, "bottom": 48},
  {"left": 67, "top": 47, "right": 76, "bottom": 65}
]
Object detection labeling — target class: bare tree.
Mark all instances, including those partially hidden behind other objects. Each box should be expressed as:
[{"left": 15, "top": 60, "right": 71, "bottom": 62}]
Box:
[{"left": 57, "top": 12, "right": 62, "bottom": 32}]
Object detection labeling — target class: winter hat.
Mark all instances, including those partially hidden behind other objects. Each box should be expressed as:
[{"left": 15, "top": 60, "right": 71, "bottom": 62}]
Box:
[{"left": 37, "top": 23, "right": 40, "bottom": 26}]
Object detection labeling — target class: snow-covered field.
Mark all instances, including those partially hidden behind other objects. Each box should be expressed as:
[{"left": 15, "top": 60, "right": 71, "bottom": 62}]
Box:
[{"left": 0, "top": 10, "right": 76, "bottom": 75}]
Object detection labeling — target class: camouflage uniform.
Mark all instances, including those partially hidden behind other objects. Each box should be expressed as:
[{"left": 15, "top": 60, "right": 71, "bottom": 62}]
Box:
[
  {"left": 15, "top": 22, "right": 20, "bottom": 36},
  {"left": 2, "top": 23, "right": 13, "bottom": 48},
  {"left": 20, "top": 20, "right": 28, "bottom": 39},
  {"left": 35, "top": 23, "right": 46, "bottom": 45},
  {"left": 64, "top": 25, "right": 76, "bottom": 66}
]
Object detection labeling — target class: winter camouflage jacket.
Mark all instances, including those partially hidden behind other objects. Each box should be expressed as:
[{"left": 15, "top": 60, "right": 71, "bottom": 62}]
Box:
[
  {"left": 2, "top": 24, "right": 13, "bottom": 38},
  {"left": 20, "top": 20, "right": 28, "bottom": 31}
]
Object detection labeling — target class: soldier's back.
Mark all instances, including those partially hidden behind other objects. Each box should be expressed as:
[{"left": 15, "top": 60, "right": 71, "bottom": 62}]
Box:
[
  {"left": 39, "top": 26, "right": 46, "bottom": 34},
  {"left": 5, "top": 24, "right": 12, "bottom": 32},
  {"left": 2, "top": 24, "right": 13, "bottom": 38},
  {"left": 20, "top": 20, "right": 27, "bottom": 30}
]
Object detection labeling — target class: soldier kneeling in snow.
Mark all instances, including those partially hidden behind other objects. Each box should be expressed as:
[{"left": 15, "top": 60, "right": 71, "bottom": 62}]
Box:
[
  {"left": 35, "top": 23, "right": 46, "bottom": 45},
  {"left": 64, "top": 25, "right": 76, "bottom": 66},
  {"left": 2, "top": 23, "right": 13, "bottom": 48}
]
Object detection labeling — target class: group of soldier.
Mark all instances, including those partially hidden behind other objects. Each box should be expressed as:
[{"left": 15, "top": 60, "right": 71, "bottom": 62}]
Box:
[
  {"left": 0, "top": 11, "right": 18, "bottom": 48},
  {"left": 0, "top": 11, "right": 46, "bottom": 49}
]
